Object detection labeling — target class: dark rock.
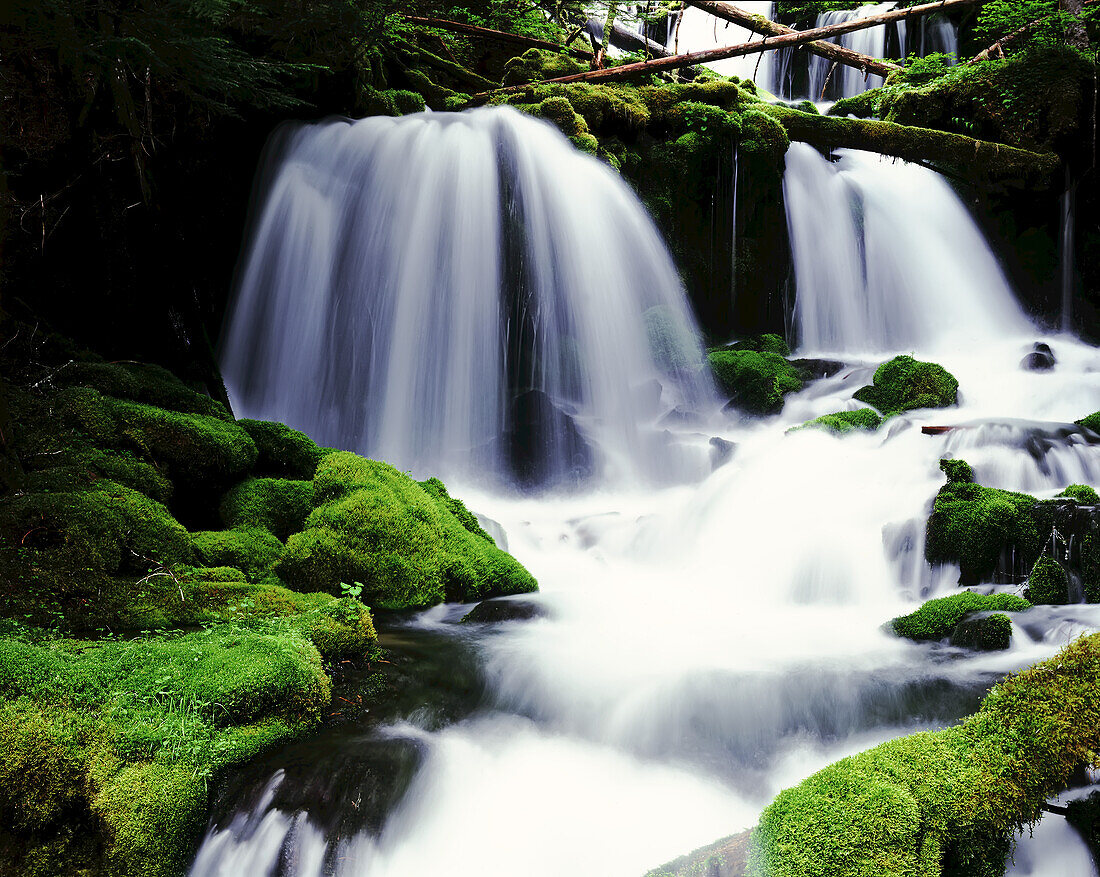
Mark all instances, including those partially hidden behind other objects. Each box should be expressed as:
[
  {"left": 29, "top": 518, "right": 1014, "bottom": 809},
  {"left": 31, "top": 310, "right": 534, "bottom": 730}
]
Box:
[
  {"left": 949, "top": 613, "right": 1012, "bottom": 651},
  {"left": 660, "top": 406, "right": 705, "bottom": 427},
  {"left": 791, "top": 358, "right": 846, "bottom": 382},
  {"left": 460, "top": 597, "right": 547, "bottom": 624},
  {"left": 1021, "top": 342, "right": 1056, "bottom": 371},
  {"left": 496, "top": 389, "right": 594, "bottom": 489},
  {"left": 709, "top": 436, "right": 735, "bottom": 469}
]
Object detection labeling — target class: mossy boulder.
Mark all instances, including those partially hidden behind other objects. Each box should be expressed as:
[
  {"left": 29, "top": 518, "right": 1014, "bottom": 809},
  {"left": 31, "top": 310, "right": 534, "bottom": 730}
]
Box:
[
  {"left": 925, "top": 462, "right": 1041, "bottom": 586},
  {"left": 949, "top": 613, "right": 1014, "bottom": 652},
  {"left": 55, "top": 360, "right": 230, "bottom": 421},
  {"left": 502, "top": 48, "right": 587, "bottom": 87},
  {"left": 219, "top": 477, "right": 313, "bottom": 541},
  {"left": 359, "top": 86, "right": 425, "bottom": 117},
  {"left": 1077, "top": 411, "right": 1100, "bottom": 435},
  {"left": 238, "top": 419, "right": 326, "bottom": 479},
  {"left": 796, "top": 409, "right": 883, "bottom": 435},
  {"left": 750, "top": 633, "right": 1100, "bottom": 877},
  {"left": 853, "top": 355, "right": 958, "bottom": 417},
  {"left": 1059, "top": 484, "right": 1100, "bottom": 505},
  {"left": 708, "top": 350, "right": 802, "bottom": 416},
  {"left": 191, "top": 526, "right": 285, "bottom": 581},
  {"left": 1025, "top": 556, "right": 1070, "bottom": 605},
  {"left": 275, "top": 452, "right": 537, "bottom": 608},
  {"left": 891, "top": 591, "right": 1029, "bottom": 642}
]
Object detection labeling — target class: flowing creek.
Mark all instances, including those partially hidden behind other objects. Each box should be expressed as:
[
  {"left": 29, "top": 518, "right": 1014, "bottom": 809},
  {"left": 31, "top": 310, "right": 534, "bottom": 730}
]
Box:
[{"left": 199, "top": 108, "right": 1100, "bottom": 876}]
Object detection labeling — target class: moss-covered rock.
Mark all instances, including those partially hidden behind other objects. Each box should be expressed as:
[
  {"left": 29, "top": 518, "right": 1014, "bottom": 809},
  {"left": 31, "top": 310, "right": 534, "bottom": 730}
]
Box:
[
  {"left": 1025, "top": 555, "right": 1070, "bottom": 605},
  {"left": 796, "top": 408, "right": 883, "bottom": 435},
  {"left": 750, "top": 632, "right": 1100, "bottom": 877},
  {"left": 891, "top": 592, "right": 1029, "bottom": 642},
  {"left": 191, "top": 526, "right": 285, "bottom": 581},
  {"left": 1077, "top": 411, "right": 1100, "bottom": 435},
  {"left": 276, "top": 452, "right": 537, "bottom": 608},
  {"left": 238, "top": 419, "right": 326, "bottom": 479},
  {"left": 925, "top": 464, "right": 1040, "bottom": 586},
  {"left": 853, "top": 355, "right": 958, "bottom": 417},
  {"left": 219, "top": 477, "right": 313, "bottom": 541},
  {"left": 709, "top": 350, "right": 802, "bottom": 416},
  {"left": 501, "top": 48, "right": 587, "bottom": 87},
  {"left": 949, "top": 613, "right": 1014, "bottom": 652},
  {"left": 1059, "top": 484, "right": 1100, "bottom": 505},
  {"left": 55, "top": 361, "right": 231, "bottom": 421}
]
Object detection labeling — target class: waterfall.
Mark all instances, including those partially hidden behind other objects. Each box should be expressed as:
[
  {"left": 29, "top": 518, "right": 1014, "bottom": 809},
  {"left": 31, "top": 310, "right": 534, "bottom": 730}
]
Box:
[
  {"left": 1062, "top": 173, "right": 1079, "bottom": 333},
  {"left": 806, "top": 3, "right": 897, "bottom": 99},
  {"left": 782, "top": 143, "right": 1031, "bottom": 354},
  {"left": 673, "top": 1, "right": 775, "bottom": 83},
  {"left": 221, "top": 108, "right": 714, "bottom": 488}
]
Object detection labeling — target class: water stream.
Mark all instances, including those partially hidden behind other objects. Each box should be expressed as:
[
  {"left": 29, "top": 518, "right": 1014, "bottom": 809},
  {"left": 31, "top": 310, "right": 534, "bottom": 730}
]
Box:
[{"left": 204, "top": 109, "right": 1100, "bottom": 875}]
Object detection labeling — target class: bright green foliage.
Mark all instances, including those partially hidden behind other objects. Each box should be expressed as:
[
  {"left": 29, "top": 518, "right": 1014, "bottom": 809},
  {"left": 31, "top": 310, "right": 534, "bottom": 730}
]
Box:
[
  {"left": 724, "top": 334, "right": 791, "bottom": 356},
  {"left": 854, "top": 355, "right": 958, "bottom": 417},
  {"left": 750, "top": 632, "right": 1100, "bottom": 877},
  {"left": 276, "top": 452, "right": 537, "bottom": 608},
  {"left": 56, "top": 361, "right": 230, "bottom": 420},
  {"left": 644, "top": 305, "right": 705, "bottom": 379},
  {"left": 418, "top": 477, "right": 495, "bottom": 543},
  {"left": 191, "top": 526, "right": 285, "bottom": 580},
  {"left": 238, "top": 419, "right": 326, "bottom": 479},
  {"left": 891, "top": 592, "right": 1030, "bottom": 642},
  {"left": 360, "top": 86, "right": 426, "bottom": 116},
  {"left": 220, "top": 478, "right": 313, "bottom": 540},
  {"left": 1077, "top": 411, "right": 1100, "bottom": 434},
  {"left": 740, "top": 109, "right": 790, "bottom": 159},
  {"left": 797, "top": 408, "right": 883, "bottom": 434},
  {"left": 0, "top": 628, "right": 331, "bottom": 876},
  {"left": 939, "top": 458, "right": 975, "bottom": 485},
  {"left": 925, "top": 469, "right": 1040, "bottom": 585},
  {"left": 949, "top": 614, "right": 1014, "bottom": 652},
  {"left": 1058, "top": 484, "right": 1100, "bottom": 504},
  {"left": 108, "top": 399, "right": 257, "bottom": 492},
  {"left": 708, "top": 350, "right": 803, "bottom": 415},
  {"left": 1025, "top": 556, "right": 1069, "bottom": 605}
]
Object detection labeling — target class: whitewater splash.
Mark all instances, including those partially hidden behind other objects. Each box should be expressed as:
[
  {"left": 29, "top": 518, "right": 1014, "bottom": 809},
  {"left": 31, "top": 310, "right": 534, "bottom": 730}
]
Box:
[
  {"left": 221, "top": 107, "right": 713, "bottom": 488},
  {"left": 783, "top": 143, "right": 1031, "bottom": 354}
]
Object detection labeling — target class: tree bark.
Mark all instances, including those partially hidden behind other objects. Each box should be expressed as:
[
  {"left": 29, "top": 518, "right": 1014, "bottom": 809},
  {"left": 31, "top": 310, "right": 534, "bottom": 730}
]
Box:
[
  {"left": 587, "top": 16, "right": 678, "bottom": 58},
  {"left": 401, "top": 16, "right": 594, "bottom": 60},
  {"left": 1061, "top": 0, "right": 1090, "bottom": 51},
  {"left": 685, "top": 1, "right": 900, "bottom": 78},
  {"left": 473, "top": 0, "right": 983, "bottom": 98}
]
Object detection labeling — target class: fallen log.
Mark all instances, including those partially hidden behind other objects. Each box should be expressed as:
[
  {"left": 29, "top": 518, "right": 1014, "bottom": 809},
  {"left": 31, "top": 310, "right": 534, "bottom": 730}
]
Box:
[
  {"left": 402, "top": 16, "right": 594, "bottom": 60},
  {"left": 585, "top": 16, "right": 677, "bottom": 59},
  {"left": 685, "top": 0, "right": 900, "bottom": 78},
  {"left": 473, "top": 0, "right": 983, "bottom": 98},
  {"left": 765, "top": 105, "right": 1061, "bottom": 186}
]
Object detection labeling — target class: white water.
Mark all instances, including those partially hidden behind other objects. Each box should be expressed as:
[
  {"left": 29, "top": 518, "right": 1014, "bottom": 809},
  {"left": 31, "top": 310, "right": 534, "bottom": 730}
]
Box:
[
  {"left": 673, "top": 2, "right": 775, "bottom": 84},
  {"left": 221, "top": 108, "right": 712, "bottom": 489},
  {"left": 200, "top": 115, "right": 1100, "bottom": 876}
]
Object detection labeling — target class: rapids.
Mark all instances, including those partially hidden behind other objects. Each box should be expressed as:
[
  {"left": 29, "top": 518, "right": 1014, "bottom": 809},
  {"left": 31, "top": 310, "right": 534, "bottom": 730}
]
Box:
[{"left": 201, "top": 109, "right": 1100, "bottom": 876}]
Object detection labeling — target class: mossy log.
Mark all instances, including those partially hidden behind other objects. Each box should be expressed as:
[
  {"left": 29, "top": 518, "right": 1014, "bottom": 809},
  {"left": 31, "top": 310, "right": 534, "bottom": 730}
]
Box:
[
  {"left": 685, "top": 1, "right": 899, "bottom": 78},
  {"left": 763, "top": 105, "right": 1061, "bottom": 186},
  {"left": 403, "top": 15, "right": 594, "bottom": 60}
]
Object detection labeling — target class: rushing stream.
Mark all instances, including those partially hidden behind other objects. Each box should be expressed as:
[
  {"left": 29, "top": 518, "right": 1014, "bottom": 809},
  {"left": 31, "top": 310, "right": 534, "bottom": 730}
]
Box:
[{"left": 206, "top": 108, "right": 1100, "bottom": 875}]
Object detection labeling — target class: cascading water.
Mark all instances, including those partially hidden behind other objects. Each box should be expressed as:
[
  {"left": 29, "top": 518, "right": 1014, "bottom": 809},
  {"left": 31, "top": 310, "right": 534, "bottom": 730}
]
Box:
[
  {"left": 221, "top": 108, "right": 713, "bottom": 489},
  {"left": 199, "top": 114, "right": 1100, "bottom": 876},
  {"left": 806, "top": 2, "right": 897, "bottom": 99},
  {"left": 783, "top": 142, "right": 1031, "bottom": 354},
  {"left": 673, "top": 1, "right": 775, "bottom": 82}
]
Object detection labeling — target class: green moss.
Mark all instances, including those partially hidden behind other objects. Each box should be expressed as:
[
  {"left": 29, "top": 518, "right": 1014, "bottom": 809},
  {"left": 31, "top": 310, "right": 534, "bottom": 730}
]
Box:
[
  {"left": 796, "top": 408, "right": 883, "bottom": 435},
  {"left": 721, "top": 333, "right": 790, "bottom": 356},
  {"left": 276, "top": 452, "right": 537, "bottom": 608},
  {"left": 191, "top": 526, "right": 285, "bottom": 580},
  {"left": 417, "top": 477, "right": 494, "bottom": 543},
  {"left": 1058, "top": 484, "right": 1100, "bottom": 504},
  {"left": 940, "top": 458, "right": 975, "bottom": 485},
  {"left": 501, "top": 48, "right": 587, "bottom": 87},
  {"left": 1078, "top": 411, "right": 1100, "bottom": 434},
  {"left": 750, "top": 632, "right": 1100, "bottom": 877},
  {"left": 219, "top": 478, "right": 313, "bottom": 541},
  {"left": 949, "top": 614, "right": 1014, "bottom": 652},
  {"left": 740, "top": 108, "right": 790, "bottom": 159},
  {"left": 708, "top": 349, "right": 803, "bottom": 415},
  {"left": 238, "top": 418, "right": 326, "bottom": 480},
  {"left": 55, "top": 361, "right": 230, "bottom": 420},
  {"left": 925, "top": 467, "right": 1040, "bottom": 585},
  {"left": 536, "top": 95, "right": 591, "bottom": 138},
  {"left": 1025, "top": 556, "right": 1069, "bottom": 605},
  {"left": 892, "top": 592, "right": 1030, "bottom": 642},
  {"left": 853, "top": 356, "right": 958, "bottom": 417},
  {"left": 359, "top": 86, "right": 426, "bottom": 116}
]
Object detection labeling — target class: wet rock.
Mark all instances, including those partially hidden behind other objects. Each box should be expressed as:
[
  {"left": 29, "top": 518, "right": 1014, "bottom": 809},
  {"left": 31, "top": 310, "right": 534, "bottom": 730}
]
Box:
[
  {"left": 709, "top": 436, "right": 735, "bottom": 469},
  {"left": 645, "top": 829, "right": 752, "bottom": 877},
  {"left": 460, "top": 597, "right": 547, "bottom": 624},
  {"left": 949, "top": 613, "right": 1013, "bottom": 651},
  {"left": 1021, "top": 342, "right": 1056, "bottom": 371},
  {"left": 791, "top": 358, "right": 846, "bottom": 382},
  {"left": 660, "top": 406, "right": 705, "bottom": 427},
  {"left": 497, "top": 389, "right": 594, "bottom": 488}
]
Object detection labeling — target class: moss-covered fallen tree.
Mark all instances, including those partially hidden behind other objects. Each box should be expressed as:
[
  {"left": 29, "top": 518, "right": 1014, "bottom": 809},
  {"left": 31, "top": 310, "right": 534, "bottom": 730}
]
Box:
[{"left": 750, "top": 631, "right": 1100, "bottom": 877}]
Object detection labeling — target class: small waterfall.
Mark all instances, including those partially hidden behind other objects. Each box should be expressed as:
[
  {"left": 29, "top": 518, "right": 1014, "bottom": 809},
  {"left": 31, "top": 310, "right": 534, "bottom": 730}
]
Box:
[
  {"left": 673, "top": 1, "right": 775, "bottom": 83},
  {"left": 221, "top": 108, "right": 713, "bottom": 488},
  {"left": 1062, "top": 173, "right": 1079, "bottom": 333},
  {"left": 807, "top": 3, "right": 896, "bottom": 100},
  {"left": 782, "top": 143, "right": 1031, "bottom": 354}
]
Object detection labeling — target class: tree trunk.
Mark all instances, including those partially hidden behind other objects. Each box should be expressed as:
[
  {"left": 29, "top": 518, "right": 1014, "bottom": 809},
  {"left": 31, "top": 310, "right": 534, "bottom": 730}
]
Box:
[
  {"left": 1061, "top": 0, "right": 1090, "bottom": 51},
  {"left": 686, "top": 1, "right": 900, "bottom": 77},
  {"left": 473, "top": 0, "right": 982, "bottom": 98}
]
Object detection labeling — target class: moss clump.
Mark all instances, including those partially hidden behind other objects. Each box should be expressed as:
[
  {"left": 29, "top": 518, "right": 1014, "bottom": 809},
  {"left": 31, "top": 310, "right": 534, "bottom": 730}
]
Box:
[
  {"left": 892, "top": 592, "right": 1029, "bottom": 642},
  {"left": 359, "top": 86, "right": 425, "bottom": 117},
  {"left": 219, "top": 478, "right": 313, "bottom": 541},
  {"left": 1059, "top": 484, "right": 1100, "bottom": 505},
  {"left": 925, "top": 465, "right": 1040, "bottom": 585},
  {"left": 708, "top": 350, "right": 802, "bottom": 415},
  {"left": 797, "top": 409, "right": 883, "bottom": 435},
  {"left": 1077, "top": 411, "right": 1100, "bottom": 434},
  {"left": 750, "top": 632, "right": 1100, "bottom": 877},
  {"left": 502, "top": 48, "right": 587, "bottom": 87},
  {"left": 1025, "top": 556, "right": 1070, "bottom": 605},
  {"left": 191, "top": 526, "right": 285, "bottom": 581},
  {"left": 740, "top": 108, "right": 790, "bottom": 160},
  {"left": 949, "top": 614, "right": 1014, "bottom": 652},
  {"left": 275, "top": 452, "right": 537, "bottom": 608},
  {"left": 417, "top": 476, "right": 494, "bottom": 543},
  {"left": 238, "top": 419, "right": 326, "bottom": 479},
  {"left": 940, "top": 458, "right": 975, "bottom": 485},
  {"left": 853, "top": 355, "right": 959, "bottom": 417},
  {"left": 722, "top": 333, "right": 790, "bottom": 356},
  {"left": 55, "top": 360, "right": 230, "bottom": 421}
]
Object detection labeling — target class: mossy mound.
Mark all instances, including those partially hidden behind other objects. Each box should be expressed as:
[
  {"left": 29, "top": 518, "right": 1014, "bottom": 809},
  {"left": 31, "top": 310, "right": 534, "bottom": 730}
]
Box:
[
  {"left": 797, "top": 409, "right": 883, "bottom": 435},
  {"left": 708, "top": 350, "right": 803, "bottom": 416},
  {"left": 1059, "top": 484, "right": 1100, "bottom": 505},
  {"left": 0, "top": 627, "right": 331, "bottom": 877},
  {"left": 238, "top": 419, "right": 326, "bottom": 479},
  {"left": 192, "top": 526, "right": 286, "bottom": 581},
  {"left": 925, "top": 462, "right": 1041, "bottom": 586},
  {"left": 750, "top": 632, "right": 1100, "bottom": 877},
  {"left": 276, "top": 453, "right": 537, "bottom": 608},
  {"left": 949, "top": 613, "right": 1013, "bottom": 652},
  {"left": 55, "top": 360, "right": 231, "bottom": 421},
  {"left": 1025, "top": 556, "right": 1070, "bottom": 605},
  {"left": 1078, "top": 411, "right": 1100, "bottom": 435},
  {"left": 502, "top": 47, "right": 587, "bottom": 87},
  {"left": 219, "top": 477, "right": 313, "bottom": 540},
  {"left": 891, "top": 592, "right": 1030, "bottom": 642},
  {"left": 853, "top": 356, "right": 958, "bottom": 418}
]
